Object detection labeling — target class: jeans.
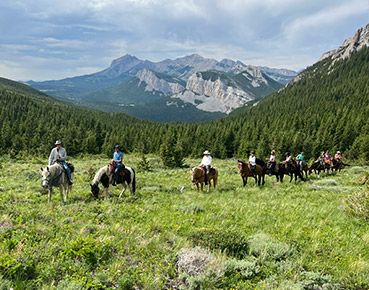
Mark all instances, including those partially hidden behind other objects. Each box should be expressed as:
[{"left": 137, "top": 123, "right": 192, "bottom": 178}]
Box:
[
  {"left": 115, "top": 163, "right": 124, "bottom": 183},
  {"left": 60, "top": 161, "right": 72, "bottom": 184}
]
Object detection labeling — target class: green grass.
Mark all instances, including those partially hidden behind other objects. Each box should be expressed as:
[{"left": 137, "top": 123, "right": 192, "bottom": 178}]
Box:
[{"left": 0, "top": 155, "right": 368, "bottom": 289}]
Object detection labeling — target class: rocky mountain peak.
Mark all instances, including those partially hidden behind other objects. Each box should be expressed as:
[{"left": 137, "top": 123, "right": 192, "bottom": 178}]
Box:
[
  {"left": 135, "top": 68, "right": 185, "bottom": 95},
  {"left": 319, "top": 23, "right": 369, "bottom": 63}
]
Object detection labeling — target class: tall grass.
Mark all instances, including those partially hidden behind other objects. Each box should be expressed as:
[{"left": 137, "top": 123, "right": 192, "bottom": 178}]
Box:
[{"left": 0, "top": 154, "right": 368, "bottom": 289}]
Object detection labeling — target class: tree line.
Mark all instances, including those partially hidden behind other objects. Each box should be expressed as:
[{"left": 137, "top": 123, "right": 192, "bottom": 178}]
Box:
[{"left": 0, "top": 47, "right": 368, "bottom": 164}]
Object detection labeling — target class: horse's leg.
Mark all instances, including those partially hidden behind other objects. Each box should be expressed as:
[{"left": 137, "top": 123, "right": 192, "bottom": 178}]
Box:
[
  {"left": 59, "top": 186, "right": 65, "bottom": 204},
  {"left": 105, "top": 187, "right": 109, "bottom": 199},
  {"left": 195, "top": 183, "right": 199, "bottom": 192},
  {"left": 242, "top": 176, "right": 246, "bottom": 186},
  {"left": 200, "top": 182, "right": 203, "bottom": 192},
  {"left": 289, "top": 173, "right": 293, "bottom": 183},
  {"left": 48, "top": 188, "right": 52, "bottom": 203},
  {"left": 65, "top": 183, "right": 71, "bottom": 201},
  {"left": 262, "top": 174, "right": 265, "bottom": 185},
  {"left": 207, "top": 180, "right": 211, "bottom": 193},
  {"left": 119, "top": 183, "right": 127, "bottom": 198},
  {"left": 214, "top": 178, "right": 217, "bottom": 189}
]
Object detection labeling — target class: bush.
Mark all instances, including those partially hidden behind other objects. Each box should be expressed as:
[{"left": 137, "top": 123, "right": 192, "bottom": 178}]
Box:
[
  {"left": 248, "top": 233, "right": 294, "bottom": 262},
  {"left": 177, "top": 247, "right": 226, "bottom": 290},
  {"left": 138, "top": 154, "right": 151, "bottom": 171},
  {"left": 343, "top": 191, "right": 369, "bottom": 220},
  {"left": 118, "top": 275, "right": 135, "bottom": 290},
  {"left": 226, "top": 258, "right": 261, "bottom": 280},
  {"left": 188, "top": 229, "right": 248, "bottom": 258}
]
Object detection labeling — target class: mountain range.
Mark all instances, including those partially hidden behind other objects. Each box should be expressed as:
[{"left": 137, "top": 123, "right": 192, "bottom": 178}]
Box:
[
  {"left": 2, "top": 23, "right": 369, "bottom": 162},
  {"left": 27, "top": 54, "right": 295, "bottom": 122}
]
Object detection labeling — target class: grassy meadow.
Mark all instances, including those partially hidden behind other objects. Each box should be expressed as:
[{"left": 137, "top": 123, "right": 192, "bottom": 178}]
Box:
[{"left": 0, "top": 154, "right": 368, "bottom": 289}]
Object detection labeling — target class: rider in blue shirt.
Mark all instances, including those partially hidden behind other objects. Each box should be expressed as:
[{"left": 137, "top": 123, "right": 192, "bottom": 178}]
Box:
[{"left": 112, "top": 145, "right": 124, "bottom": 186}]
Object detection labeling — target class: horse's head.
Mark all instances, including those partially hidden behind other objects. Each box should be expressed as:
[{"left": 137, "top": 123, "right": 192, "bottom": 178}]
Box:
[
  {"left": 90, "top": 183, "right": 100, "bottom": 199},
  {"left": 237, "top": 160, "right": 246, "bottom": 175},
  {"left": 190, "top": 167, "right": 201, "bottom": 183},
  {"left": 41, "top": 167, "right": 50, "bottom": 188}
]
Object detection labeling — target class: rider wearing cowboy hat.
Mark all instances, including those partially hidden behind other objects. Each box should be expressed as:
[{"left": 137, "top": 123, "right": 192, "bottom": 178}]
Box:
[
  {"left": 48, "top": 140, "right": 73, "bottom": 185},
  {"left": 200, "top": 150, "right": 212, "bottom": 185}
]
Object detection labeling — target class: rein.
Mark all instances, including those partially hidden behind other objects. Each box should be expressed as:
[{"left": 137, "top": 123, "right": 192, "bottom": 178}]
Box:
[{"left": 44, "top": 170, "right": 63, "bottom": 189}]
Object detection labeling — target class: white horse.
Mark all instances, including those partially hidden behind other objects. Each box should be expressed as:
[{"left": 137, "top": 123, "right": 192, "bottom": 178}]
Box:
[
  {"left": 41, "top": 163, "right": 73, "bottom": 204},
  {"left": 90, "top": 163, "right": 135, "bottom": 199}
]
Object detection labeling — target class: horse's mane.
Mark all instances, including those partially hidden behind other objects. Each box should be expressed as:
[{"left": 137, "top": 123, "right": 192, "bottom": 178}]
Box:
[{"left": 92, "top": 165, "right": 109, "bottom": 185}]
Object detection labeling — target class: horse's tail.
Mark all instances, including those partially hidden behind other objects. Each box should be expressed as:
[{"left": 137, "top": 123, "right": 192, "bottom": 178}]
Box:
[{"left": 131, "top": 168, "right": 136, "bottom": 193}]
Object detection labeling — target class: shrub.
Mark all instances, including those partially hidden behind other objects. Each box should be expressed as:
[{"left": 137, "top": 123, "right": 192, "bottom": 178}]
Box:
[
  {"left": 188, "top": 229, "right": 249, "bottom": 258},
  {"left": 177, "top": 247, "right": 216, "bottom": 276},
  {"left": 226, "top": 258, "right": 261, "bottom": 280},
  {"left": 248, "top": 233, "right": 294, "bottom": 262},
  {"left": 177, "top": 247, "right": 226, "bottom": 290},
  {"left": 343, "top": 191, "right": 369, "bottom": 220},
  {"left": 118, "top": 274, "right": 135, "bottom": 290},
  {"left": 138, "top": 154, "right": 151, "bottom": 171}
]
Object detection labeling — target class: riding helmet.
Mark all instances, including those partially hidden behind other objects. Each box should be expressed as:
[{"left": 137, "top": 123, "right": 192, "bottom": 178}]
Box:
[
  {"left": 251, "top": 151, "right": 255, "bottom": 154},
  {"left": 285, "top": 152, "right": 290, "bottom": 156},
  {"left": 115, "top": 145, "right": 120, "bottom": 149}
]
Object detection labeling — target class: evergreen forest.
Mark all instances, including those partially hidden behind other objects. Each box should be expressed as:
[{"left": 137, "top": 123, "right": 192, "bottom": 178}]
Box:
[{"left": 1, "top": 47, "right": 369, "bottom": 163}]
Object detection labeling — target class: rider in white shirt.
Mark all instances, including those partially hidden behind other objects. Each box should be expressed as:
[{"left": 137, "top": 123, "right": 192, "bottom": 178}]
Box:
[
  {"left": 248, "top": 151, "right": 256, "bottom": 175},
  {"left": 200, "top": 150, "right": 212, "bottom": 185}
]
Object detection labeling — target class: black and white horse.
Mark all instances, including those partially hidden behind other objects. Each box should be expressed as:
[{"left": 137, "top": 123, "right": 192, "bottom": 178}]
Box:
[
  {"left": 90, "top": 163, "right": 135, "bottom": 199},
  {"left": 41, "top": 163, "right": 73, "bottom": 204}
]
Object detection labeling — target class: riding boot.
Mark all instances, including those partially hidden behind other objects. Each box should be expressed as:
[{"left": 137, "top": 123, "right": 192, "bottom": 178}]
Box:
[{"left": 204, "top": 173, "right": 208, "bottom": 185}]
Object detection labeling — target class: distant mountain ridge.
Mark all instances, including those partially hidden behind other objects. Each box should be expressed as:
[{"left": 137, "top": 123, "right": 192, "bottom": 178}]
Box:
[{"left": 27, "top": 54, "right": 296, "bottom": 122}]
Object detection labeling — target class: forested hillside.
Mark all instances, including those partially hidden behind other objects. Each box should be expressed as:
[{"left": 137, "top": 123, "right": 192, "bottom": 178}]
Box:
[{"left": 1, "top": 47, "right": 369, "bottom": 162}]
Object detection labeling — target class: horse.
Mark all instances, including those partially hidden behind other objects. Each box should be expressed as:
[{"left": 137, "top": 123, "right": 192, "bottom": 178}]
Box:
[
  {"left": 308, "top": 160, "right": 331, "bottom": 178},
  {"left": 237, "top": 160, "right": 265, "bottom": 186},
  {"left": 265, "top": 162, "right": 285, "bottom": 182},
  {"left": 41, "top": 162, "right": 74, "bottom": 204},
  {"left": 90, "top": 163, "right": 135, "bottom": 199},
  {"left": 282, "top": 160, "right": 304, "bottom": 182},
  {"left": 190, "top": 166, "right": 218, "bottom": 193},
  {"left": 330, "top": 157, "right": 350, "bottom": 173}
]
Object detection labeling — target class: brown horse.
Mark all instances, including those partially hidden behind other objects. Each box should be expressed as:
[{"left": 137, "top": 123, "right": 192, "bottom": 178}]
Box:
[
  {"left": 237, "top": 160, "right": 265, "bottom": 186},
  {"left": 190, "top": 166, "right": 218, "bottom": 193},
  {"left": 330, "top": 157, "right": 349, "bottom": 173}
]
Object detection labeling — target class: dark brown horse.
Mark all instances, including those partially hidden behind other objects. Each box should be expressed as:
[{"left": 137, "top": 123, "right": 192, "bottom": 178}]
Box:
[
  {"left": 265, "top": 162, "right": 285, "bottom": 182},
  {"left": 190, "top": 166, "right": 218, "bottom": 193},
  {"left": 283, "top": 160, "right": 304, "bottom": 182},
  {"left": 308, "top": 160, "right": 331, "bottom": 178},
  {"left": 330, "top": 157, "right": 349, "bottom": 173},
  {"left": 238, "top": 160, "right": 265, "bottom": 186}
]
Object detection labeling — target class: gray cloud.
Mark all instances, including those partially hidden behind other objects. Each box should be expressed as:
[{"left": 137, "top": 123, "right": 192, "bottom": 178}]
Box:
[{"left": 0, "top": 0, "right": 368, "bottom": 80}]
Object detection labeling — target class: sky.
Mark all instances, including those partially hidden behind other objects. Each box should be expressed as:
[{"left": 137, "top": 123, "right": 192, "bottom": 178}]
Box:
[{"left": 0, "top": 0, "right": 368, "bottom": 81}]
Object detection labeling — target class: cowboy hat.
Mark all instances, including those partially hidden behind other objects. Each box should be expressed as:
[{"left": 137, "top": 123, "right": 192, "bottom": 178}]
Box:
[
  {"left": 203, "top": 150, "right": 210, "bottom": 155},
  {"left": 55, "top": 140, "right": 62, "bottom": 145}
]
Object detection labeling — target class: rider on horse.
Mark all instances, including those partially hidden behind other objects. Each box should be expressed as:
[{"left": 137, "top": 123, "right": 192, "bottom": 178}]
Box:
[
  {"left": 48, "top": 140, "right": 73, "bottom": 185},
  {"left": 200, "top": 150, "right": 212, "bottom": 185},
  {"left": 325, "top": 150, "right": 331, "bottom": 161},
  {"left": 112, "top": 145, "right": 124, "bottom": 186},
  {"left": 268, "top": 150, "right": 277, "bottom": 176},
  {"left": 248, "top": 151, "right": 257, "bottom": 176},
  {"left": 296, "top": 152, "right": 305, "bottom": 171},
  {"left": 335, "top": 151, "right": 342, "bottom": 164},
  {"left": 284, "top": 152, "right": 292, "bottom": 175}
]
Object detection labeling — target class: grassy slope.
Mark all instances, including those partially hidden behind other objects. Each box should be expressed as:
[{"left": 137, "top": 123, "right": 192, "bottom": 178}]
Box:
[{"left": 0, "top": 155, "right": 368, "bottom": 289}]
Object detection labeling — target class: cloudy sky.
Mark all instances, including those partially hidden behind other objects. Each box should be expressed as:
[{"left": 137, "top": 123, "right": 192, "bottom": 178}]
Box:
[{"left": 0, "top": 0, "right": 368, "bottom": 81}]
